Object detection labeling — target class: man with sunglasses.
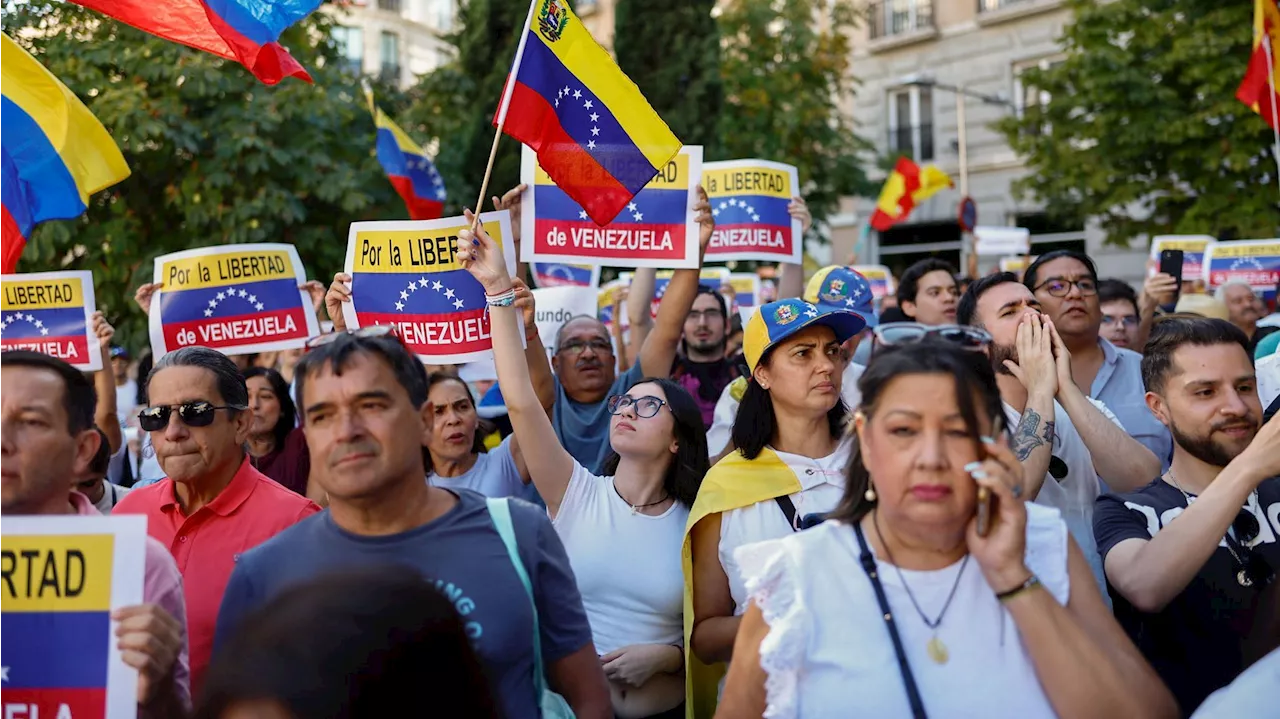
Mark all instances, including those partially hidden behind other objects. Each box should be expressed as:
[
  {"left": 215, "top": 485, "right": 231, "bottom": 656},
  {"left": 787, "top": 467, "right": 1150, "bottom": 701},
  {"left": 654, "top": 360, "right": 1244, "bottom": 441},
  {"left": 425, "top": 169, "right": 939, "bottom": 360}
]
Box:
[
  {"left": 1094, "top": 318, "right": 1280, "bottom": 714},
  {"left": 1024, "top": 250, "right": 1172, "bottom": 470},
  {"left": 113, "top": 347, "right": 320, "bottom": 694}
]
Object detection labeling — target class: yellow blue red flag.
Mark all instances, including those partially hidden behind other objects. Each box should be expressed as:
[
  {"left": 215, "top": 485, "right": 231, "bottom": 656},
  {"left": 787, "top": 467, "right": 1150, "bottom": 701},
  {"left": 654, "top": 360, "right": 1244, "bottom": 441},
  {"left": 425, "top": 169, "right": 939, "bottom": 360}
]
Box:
[
  {"left": 367, "top": 88, "right": 447, "bottom": 220},
  {"left": 1236, "top": 0, "right": 1280, "bottom": 131}
]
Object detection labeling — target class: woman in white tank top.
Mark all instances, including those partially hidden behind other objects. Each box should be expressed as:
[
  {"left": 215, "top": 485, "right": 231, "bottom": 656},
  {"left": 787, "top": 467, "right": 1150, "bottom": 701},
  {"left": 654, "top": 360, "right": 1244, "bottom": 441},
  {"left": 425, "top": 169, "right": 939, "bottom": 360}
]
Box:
[
  {"left": 718, "top": 340, "right": 1176, "bottom": 718},
  {"left": 461, "top": 224, "right": 708, "bottom": 719}
]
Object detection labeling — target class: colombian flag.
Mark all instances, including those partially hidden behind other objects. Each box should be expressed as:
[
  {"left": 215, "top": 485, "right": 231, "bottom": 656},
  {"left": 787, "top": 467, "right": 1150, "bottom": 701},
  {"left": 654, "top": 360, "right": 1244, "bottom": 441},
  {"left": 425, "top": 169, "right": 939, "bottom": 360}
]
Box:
[
  {"left": 1, "top": 35, "right": 130, "bottom": 274},
  {"left": 868, "top": 157, "right": 953, "bottom": 232},
  {"left": 368, "top": 89, "right": 447, "bottom": 221},
  {"left": 496, "top": 0, "right": 682, "bottom": 226},
  {"left": 1237, "top": 0, "right": 1280, "bottom": 131},
  {"left": 69, "top": 0, "right": 321, "bottom": 85}
]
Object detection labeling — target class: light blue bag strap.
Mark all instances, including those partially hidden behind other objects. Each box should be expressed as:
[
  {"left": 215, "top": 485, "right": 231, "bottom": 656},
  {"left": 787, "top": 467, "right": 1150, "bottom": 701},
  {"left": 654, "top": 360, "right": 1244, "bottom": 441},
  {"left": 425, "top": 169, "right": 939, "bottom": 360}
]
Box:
[{"left": 486, "top": 497, "right": 548, "bottom": 696}]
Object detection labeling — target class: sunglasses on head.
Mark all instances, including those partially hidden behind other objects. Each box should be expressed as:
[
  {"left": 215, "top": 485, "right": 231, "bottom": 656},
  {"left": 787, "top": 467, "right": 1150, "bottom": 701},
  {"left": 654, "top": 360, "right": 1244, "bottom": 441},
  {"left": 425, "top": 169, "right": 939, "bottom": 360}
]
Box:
[
  {"left": 873, "top": 323, "right": 992, "bottom": 351},
  {"left": 138, "top": 401, "right": 245, "bottom": 432},
  {"left": 305, "top": 324, "right": 402, "bottom": 350}
]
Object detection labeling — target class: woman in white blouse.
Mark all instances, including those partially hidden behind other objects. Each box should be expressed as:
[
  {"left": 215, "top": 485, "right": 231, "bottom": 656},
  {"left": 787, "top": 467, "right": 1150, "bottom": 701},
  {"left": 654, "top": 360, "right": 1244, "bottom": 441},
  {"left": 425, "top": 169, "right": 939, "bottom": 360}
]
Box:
[
  {"left": 718, "top": 340, "right": 1176, "bottom": 718},
  {"left": 459, "top": 218, "right": 707, "bottom": 719}
]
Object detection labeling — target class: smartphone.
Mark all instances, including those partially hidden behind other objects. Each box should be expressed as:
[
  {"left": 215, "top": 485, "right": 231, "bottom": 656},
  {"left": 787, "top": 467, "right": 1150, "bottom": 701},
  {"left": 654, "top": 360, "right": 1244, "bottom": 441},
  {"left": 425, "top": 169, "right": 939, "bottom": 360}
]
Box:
[
  {"left": 974, "top": 416, "right": 1006, "bottom": 538},
  {"left": 1158, "top": 249, "right": 1184, "bottom": 309}
]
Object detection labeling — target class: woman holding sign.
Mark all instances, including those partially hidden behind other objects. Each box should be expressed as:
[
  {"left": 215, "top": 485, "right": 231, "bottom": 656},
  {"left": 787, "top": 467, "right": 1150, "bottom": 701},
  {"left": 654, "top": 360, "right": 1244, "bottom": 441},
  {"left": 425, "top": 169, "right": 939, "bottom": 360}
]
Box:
[{"left": 457, "top": 212, "right": 708, "bottom": 719}]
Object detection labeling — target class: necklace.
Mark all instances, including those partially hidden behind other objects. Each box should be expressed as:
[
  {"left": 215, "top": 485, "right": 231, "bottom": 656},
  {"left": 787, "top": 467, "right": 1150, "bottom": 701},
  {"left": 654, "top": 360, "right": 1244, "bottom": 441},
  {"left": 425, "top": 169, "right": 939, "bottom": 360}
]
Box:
[
  {"left": 872, "top": 510, "right": 970, "bottom": 664},
  {"left": 613, "top": 481, "right": 669, "bottom": 515},
  {"left": 1166, "top": 471, "right": 1258, "bottom": 588}
]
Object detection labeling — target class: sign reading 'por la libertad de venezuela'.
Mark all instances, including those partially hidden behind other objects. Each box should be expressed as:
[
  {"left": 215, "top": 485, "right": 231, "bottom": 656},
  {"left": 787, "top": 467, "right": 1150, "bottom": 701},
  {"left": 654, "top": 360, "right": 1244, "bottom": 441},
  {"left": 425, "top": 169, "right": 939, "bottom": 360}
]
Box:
[
  {"left": 2, "top": 514, "right": 147, "bottom": 719},
  {"left": 149, "top": 244, "right": 319, "bottom": 358},
  {"left": 522, "top": 145, "right": 702, "bottom": 269},
  {"left": 343, "top": 211, "right": 517, "bottom": 364},
  {"left": 1202, "top": 239, "right": 1280, "bottom": 299},
  {"left": 1, "top": 270, "right": 102, "bottom": 371},
  {"left": 701, "top": 159, "right": 802, "bottom": 264}
]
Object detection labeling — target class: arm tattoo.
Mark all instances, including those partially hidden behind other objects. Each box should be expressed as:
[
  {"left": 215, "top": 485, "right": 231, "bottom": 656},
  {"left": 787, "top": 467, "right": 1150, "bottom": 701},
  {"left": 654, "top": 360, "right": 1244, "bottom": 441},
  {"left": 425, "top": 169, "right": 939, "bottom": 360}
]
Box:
[{"left": 1012, "top": 409, "right": 1055, "bottom": 462}]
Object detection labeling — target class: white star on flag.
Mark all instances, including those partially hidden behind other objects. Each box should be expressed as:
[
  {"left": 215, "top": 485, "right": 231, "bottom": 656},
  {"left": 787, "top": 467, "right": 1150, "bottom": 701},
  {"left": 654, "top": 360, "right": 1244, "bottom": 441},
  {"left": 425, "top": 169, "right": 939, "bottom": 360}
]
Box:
[
  {"left": 208, "top": 299, "right": 218, "bottom": 308},
  {"left": 432, "top": 281, "right": 443, "bottom": 291},
  {"left": 436, "top": 189, "right": 446, "bottom": 199},
  {"left": 395, "top": 301, "right": 405, "bottom": 311},
  {"left": 238, "top": 289, "right": 248, "bottom": 298},
  {"left": 563, "top": 85, "right": 571, "bottom": 95},
  {"left": 713, "top": 209, "right": 720, "bottom": 217},
  {"left": 216, "top": 292, "right": 226, "bottom": 300},
  {"left": 589, "top": 112, "right": 599, "bottom": 122},
  {"left": 420, "top": 278, "right": 430, "bottom": 288},
  {"left": 400, "top": 291, "right": 409, "bottom": 300},
  {"left": 751, "top": 213, "right": 761, "bottom": 222},
  {"left": 719, "top": 201, "right": 728, "bottom": 210},
  {"left": 255, "top": 303, "right": 265, "bottom": 311},
  {"left": 633, "top": 211, "right": 644, "bottom": 221},
  {"left": 628, "top": 202, "right": 638, "bottom": 212},
  {"left": 728, "top": 199, "right": 738, "bottom": 207},
  {"left": 584, "top": 99, "right": 593, "bottom": 109},
  {"left": 573, "top": 89, "right": 582, "bottom": 99},
  {"left": 406, "top": 282, "right": 417, "bottom": 294},
  {"left": 40, "top": 328, "right": 48, "bottom": 336},
  {"left": 248, "top": 294, "right": 257, "bottom": 303},
  {"left": 746, "top": 204, "right": 755, "bottom": 214},
  {"left": 444, "top": 288, "right": 456, "bottom": 299},
  {"left": 33, "top": 320, "right": 43, "bottom": 328},
  {"left": 453, "top": 299, "right": 464, "bottom": 310},
  {"left": 225, "top": 286, "right": 237, "bottom": 295},
  {"left": 205, "top": 308, "right": 214, "bottom": 317},
  {"left": 1, "top": 666, "right": 8, "bottom": 681},
  {"left": 579, "top": 210, "right": 589, "bottom": 220},
  {"left": 587, "top": 140, "right": 596, "bottom": 150},
  {"left": 555, "top": 98, "right": 560, "bottom": 108},
  {"left": 591, "top": 127, "right": 600, "bottom": 136}
]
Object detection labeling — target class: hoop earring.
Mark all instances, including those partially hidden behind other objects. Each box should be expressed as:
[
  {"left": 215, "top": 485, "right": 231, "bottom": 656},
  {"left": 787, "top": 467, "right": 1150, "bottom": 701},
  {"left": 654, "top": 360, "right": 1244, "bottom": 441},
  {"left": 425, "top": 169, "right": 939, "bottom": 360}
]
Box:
[{"left": 864, "top": 485, "right": 877, "bottom": 502}]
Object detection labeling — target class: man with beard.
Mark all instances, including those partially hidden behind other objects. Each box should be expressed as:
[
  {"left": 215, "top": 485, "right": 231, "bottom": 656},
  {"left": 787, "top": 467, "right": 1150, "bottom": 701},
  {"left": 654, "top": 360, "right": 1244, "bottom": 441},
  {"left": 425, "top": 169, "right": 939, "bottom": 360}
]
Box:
[
  {"left": 958, "top": 272, "right": 1161, "bottom": 592},
  {"left": 1216, "top": 280, "right": 1278, "bottom": 356},
  {"left": 670, "top": 286, "right": 742, "bottom": 428},
  {"left": 1025, "top": 251, "right": 1171, "bottom": 472},
  {"left": 1094, "top": 317, "right": 1280, "bottom": 714}
]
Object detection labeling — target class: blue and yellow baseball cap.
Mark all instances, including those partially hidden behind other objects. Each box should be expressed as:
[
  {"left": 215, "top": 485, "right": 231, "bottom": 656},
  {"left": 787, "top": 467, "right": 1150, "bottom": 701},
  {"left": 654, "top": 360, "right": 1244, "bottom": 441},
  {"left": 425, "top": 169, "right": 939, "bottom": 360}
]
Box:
[
  {"left": 743, "top": 298, "right": 866, "bottom": 371},
  {"left": 804, "top": 266, "right": 878, "bottom": 327}
]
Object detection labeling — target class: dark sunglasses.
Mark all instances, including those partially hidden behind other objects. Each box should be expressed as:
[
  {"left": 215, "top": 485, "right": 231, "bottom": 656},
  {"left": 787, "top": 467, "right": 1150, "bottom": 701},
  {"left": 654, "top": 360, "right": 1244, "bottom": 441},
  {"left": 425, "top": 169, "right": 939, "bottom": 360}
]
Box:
[
  {"left": 138, "top": 401, "right": 245, "bottom": 432},
  {"left": 607, "top": 394, "right": 669, "bottom": 419},
  {"left": 305, "top": 324, "right": 402, "bottom": 350},
  {"left": 873, "top": 323, "right": 992, "bottom": 351}
]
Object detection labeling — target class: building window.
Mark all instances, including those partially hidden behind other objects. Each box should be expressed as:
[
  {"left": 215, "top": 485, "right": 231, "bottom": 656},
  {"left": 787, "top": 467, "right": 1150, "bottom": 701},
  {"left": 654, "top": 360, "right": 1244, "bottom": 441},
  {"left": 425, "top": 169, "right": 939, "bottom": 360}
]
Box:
[
  {"left": 380, "top": 31, "right": 400, "bottom": 84},
  {"left": 430, "top": 0, "right": 454, "bottom": 31},
  {"left": 979, "top": 0, "right": 1034, "bottom": 11},
  {"left": 887, "top": 85, "right": 934, "bottom": 161},
  {"left": 1013, "top": 57, "right": 1062, "bottom": 135},
  {"left": 377, "top": 0, "right": 402, "bottom": 12},
  {"left": 869, "top": 0, "right": 934, "bottom": 40},
  {"left": 332, "top": 26, "right": 363, "bottom": 74}
]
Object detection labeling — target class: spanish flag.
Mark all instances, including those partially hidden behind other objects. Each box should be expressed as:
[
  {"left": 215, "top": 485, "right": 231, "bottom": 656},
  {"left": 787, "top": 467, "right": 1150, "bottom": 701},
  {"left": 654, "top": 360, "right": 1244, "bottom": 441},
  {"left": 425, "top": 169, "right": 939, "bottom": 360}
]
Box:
[
  {"left": 495, "top": 0, "right": 682, "bottom": 226},
  {"left": 869, "top": 157, "right": 953, "bottom": 232},
  {"left": 367, "top": 88, "right": 447, "bottom": 221},
  {"left": 1237, "top": 0, "right": 1280, "bottom": 131},
  {"left": 1, "top": 34, "right": 130, "bottom": 274}
]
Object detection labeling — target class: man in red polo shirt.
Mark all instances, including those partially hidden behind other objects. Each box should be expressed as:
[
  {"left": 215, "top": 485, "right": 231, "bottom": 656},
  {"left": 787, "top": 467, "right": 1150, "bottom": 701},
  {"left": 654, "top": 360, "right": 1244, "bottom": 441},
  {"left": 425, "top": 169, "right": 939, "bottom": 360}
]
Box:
[{"left": 114, "top": 346, "right": 319, "bottom": 694}]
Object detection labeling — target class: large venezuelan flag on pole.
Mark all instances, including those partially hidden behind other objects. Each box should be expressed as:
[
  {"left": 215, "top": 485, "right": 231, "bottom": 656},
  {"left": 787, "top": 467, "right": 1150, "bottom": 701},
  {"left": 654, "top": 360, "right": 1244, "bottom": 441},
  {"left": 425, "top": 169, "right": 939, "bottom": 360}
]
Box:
[
  {"left": 868, "top": 157, "right": 953, "bottom": 232},
  {"left": 367, "top": 88, "right": 447, "bottom": 220},
  {"left": 69, "top": 0, "right": 321, "bottom": 85},
  {"left": 495, "top": 0, "right": 682, "bottom": 226},
  {"left": 1, "top": 35, "right": 130, "bottom": 274},
  {"left": 1237, "top": 0, "right": 1280, "bottom": 131}
]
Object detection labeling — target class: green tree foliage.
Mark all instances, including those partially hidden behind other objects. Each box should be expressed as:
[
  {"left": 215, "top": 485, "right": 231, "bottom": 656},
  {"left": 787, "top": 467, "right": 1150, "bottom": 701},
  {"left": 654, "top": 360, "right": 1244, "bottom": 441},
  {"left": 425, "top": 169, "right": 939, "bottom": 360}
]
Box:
[
  {"left": 2, "top": 2, "right": 404, "bottom": 350},
  {"left": 996, "top": 0, "right": 1280, "bottom": 245},
  {"left": 715, "top": 0, "right": 873, "bottom": 234},
  {"left": 614, "top": 0, "right": 722, "bottom": 157},
  {"left": 407, "top": 0, "right": 524, "bottom": 217}
]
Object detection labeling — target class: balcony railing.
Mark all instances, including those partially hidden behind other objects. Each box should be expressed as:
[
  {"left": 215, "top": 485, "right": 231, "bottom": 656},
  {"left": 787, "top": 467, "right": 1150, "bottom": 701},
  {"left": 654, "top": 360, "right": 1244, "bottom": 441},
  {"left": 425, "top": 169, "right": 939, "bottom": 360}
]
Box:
[{"left": 868, "top": 1, "right": 935, "bottom": 40}]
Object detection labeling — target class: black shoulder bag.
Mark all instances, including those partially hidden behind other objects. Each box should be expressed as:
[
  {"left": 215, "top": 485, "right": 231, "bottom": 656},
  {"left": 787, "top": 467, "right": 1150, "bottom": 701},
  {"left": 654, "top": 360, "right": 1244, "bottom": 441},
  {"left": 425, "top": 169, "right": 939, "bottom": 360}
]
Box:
[{"left": 853, "top": 523, "right": 928, "bottom": 719}]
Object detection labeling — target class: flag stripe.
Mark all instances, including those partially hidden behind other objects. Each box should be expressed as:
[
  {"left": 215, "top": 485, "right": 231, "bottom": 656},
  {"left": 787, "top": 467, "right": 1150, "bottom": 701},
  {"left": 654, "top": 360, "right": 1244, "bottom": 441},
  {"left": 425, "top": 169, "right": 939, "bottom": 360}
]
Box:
[
  {"left": 376, "top": 130, "right": 444, "bottom": 201},
  {"left": 350, "top": 271, "right": 485, "bottom": 315},
  {"left": 386, "top": 176, "right": 445, "bottom": 221},
  {"left": 534, "top": 263, "right": 594, "bottom": 287},
  {"left": 0, "top": 688, "right": 106, "bottom": 719},
  {"left": 1, "top": 97, "right": 90, "bottom": 227},
  {"left": 158, "top": 277, "right": 303, "bottom": 324},
  {"left": 710, "top": 195, "right": 791, "bottom": 227},
  {"left": 534, "top": 184, "right": 687, "bottom": 223},
  {"left": 373, "top": 110, "right": 428, "bottom": 156},
  {"left": 2, "top": 611, "right": 111, "bottom": 688},
  {"left": 0, "top": 307, "right": 86, "bottom": 340},
  {"left": 355, "top": 309, "right": 492, "bottom": 354}
]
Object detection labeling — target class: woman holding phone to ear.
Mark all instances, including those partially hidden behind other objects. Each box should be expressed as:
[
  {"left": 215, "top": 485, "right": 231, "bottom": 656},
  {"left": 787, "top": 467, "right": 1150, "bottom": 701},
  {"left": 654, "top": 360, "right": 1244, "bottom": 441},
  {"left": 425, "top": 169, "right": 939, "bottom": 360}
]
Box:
[{"left": 717, "top": 340, "right": 1175, "bottom": 719}]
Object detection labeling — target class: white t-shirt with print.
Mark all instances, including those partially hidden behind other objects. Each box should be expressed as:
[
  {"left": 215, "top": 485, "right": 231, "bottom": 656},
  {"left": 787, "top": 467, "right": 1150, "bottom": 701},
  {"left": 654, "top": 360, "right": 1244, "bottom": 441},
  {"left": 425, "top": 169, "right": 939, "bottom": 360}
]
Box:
[{"left": 428, "top": 436, "right": 526, "bottom": 499}]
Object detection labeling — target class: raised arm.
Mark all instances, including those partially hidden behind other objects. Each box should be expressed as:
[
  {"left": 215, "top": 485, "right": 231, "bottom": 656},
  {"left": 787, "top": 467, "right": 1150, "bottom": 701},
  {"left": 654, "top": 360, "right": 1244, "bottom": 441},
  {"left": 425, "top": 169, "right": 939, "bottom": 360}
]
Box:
[
  {"left": 491, "top": 183, "right": 531, "bottom": 286},
  {"left": 457, "top": 212, "right": 575, "bottom": 515},
  {"left": 90, "top": 312, "right": 123, "bottom": 453},
  {"left": 638, "top": 185, "right": 713, "bottom": 377},
  {"left": 324, "top": 272, "right": 352, "bottom": 332},
  {"left": 771, "top": 197, "right": 813, "bottom": 301},
  {"left": 1000, "top": 314, "right": 1058, "bottom": 497},
  {"left": 626, "top": 270, "right": 655, "bottom": 369},
  {"left": 1135, "top": 272, "right": 1178, "bottom": 351},
  {"left": 513, "top": 278, "right": 556, "bottom": 413},
  {"left": 610, "top": 287, "right": 632, "bottom": 373}
]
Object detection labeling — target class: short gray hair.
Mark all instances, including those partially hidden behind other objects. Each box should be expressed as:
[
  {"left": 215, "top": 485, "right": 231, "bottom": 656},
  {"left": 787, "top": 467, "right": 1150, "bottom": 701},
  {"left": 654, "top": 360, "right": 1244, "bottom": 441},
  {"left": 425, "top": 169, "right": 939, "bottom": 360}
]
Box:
[
  {"left": 148, "top": 347, "right": 249, "bottom": 410},
  {"left": 1213, "top": 280, "right": 1257, "bottom": 304}
]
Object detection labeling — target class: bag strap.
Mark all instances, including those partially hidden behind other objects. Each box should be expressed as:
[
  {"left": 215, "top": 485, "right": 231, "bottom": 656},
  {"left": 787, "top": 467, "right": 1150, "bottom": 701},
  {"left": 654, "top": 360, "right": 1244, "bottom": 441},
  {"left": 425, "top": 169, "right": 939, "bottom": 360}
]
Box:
[
  {"left": 486, "top": 497, "right": 549, "bottom": 698},
  {"left": 853, "top": 523, "right": 928, "bottom": 719},
  {"left": 774, "top": 495, "right": 800, "bottom": 532}
]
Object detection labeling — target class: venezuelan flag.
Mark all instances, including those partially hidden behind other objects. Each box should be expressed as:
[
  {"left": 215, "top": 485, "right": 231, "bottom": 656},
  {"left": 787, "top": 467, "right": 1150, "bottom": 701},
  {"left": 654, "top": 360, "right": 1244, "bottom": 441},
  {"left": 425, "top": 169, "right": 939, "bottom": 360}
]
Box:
[
  {"left": 496, "top": 0, "right": 682, "bottom": 226},
  {"left": 1236, "top": 0, "right": 1280, "bottom": 131},
  {"left": 69, "top": 0, "right": 320, "bottom": 85},
  {"left": 1, "top": 35, "right": 130, "bottom": 275},
  {"left": 368, "top": 89, "right": 447, "bottom": 221},
  {"left": 532, "top": 262, "right": 598, "bottom": 288}
]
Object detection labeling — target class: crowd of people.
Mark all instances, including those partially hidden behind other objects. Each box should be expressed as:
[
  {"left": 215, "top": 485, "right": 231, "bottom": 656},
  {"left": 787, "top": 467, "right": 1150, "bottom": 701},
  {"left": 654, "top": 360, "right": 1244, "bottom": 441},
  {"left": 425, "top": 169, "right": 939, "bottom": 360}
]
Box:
[{"left": 3, "top": 189, "right": 1278, "bottom": 719}]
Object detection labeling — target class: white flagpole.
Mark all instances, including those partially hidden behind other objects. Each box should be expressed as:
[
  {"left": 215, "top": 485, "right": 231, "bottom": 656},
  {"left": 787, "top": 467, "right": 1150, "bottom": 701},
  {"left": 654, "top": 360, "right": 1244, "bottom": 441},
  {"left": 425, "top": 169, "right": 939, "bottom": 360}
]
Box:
[
  {"left": 1263, "top": 30, "right": 1280, "bottom": 197},
  {"left": 471, "top": 0, "right": 539, "bottom": 228}
]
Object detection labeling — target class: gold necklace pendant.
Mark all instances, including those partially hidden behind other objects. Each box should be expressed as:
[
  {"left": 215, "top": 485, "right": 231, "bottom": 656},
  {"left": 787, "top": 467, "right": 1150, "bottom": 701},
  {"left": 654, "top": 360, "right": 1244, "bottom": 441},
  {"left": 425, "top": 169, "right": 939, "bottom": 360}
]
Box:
[{"left": 927, "top": 635, "right": 949, "bottom": 664}]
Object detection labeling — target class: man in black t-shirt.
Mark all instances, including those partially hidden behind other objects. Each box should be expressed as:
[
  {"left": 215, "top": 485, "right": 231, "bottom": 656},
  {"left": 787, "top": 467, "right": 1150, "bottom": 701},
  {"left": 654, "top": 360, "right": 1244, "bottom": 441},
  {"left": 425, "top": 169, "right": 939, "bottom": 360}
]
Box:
[
  {"left": 671, "top": 286, "right": 744, "bottom": 428},
  {"left": 1094, "top": 318, "right": 1280, "bottom": 715}
]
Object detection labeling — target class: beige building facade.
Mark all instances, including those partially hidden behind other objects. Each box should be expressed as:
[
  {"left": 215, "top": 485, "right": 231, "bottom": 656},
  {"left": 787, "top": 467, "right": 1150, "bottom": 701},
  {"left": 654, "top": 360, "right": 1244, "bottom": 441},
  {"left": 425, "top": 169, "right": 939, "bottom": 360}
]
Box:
[{"left": 327, "top": 0, "right": 456, "bottom": 88}]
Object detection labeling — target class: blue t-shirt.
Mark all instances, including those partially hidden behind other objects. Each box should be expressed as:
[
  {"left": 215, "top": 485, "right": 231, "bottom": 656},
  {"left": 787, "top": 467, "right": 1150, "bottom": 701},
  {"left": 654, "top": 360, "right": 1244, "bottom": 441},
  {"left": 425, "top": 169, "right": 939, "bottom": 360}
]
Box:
[
  {"left": 214, "top": 490, "right": 592, "bottom": 719},
  {"left": 551, "top": 362, "right": 645, "bottom": 473}
]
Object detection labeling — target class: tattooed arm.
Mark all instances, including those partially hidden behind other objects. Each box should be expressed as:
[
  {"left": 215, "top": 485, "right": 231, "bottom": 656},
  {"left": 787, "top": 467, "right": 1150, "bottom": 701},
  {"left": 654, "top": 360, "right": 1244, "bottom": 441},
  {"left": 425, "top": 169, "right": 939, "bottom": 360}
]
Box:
[{"left": 1013, "top": 393, "right": 1056, "bottom": 500}]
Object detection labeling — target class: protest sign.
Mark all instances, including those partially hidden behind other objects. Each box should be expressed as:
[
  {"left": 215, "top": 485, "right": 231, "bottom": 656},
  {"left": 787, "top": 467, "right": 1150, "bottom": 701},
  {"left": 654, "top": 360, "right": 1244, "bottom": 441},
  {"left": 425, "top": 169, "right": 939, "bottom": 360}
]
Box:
[
  {"left": 701, "top": 159, "right": 802, "bottom": 263},
  {"left": 1202, "top": 239, "right": 1280, "bottom": 299},
  {"left": 532, "top": 262, "right": 601, "bottom": 289},
  {"left": 1149, "top": 235, "right": 1212, "bottom": 279},
  {"left": 532, "top": 286, "right": 598, "bottom": 359},
  {"left": 344, "top": 211, "right": 517, "bottom": 364},
  {"left": 522, "top": 145, "right": 703, "bottom": 269},
  {"left": 598, "top": 279, "right": 629, "bottom": 330},
  {"left": 849, "top": 265, "right": 896, "bottom": 300},
  {"left": 621, "top": 268, "right": 731, "bottom": 318},
  {"left": 1, "top": 270, "right": 102, "bottom": 371},
  {"left": 999, "top": 256, "right": 1036, "bottom": 275},
  {"left": 149, "top": 244, "right": 318, "bottom": 358},
  {"left": 2, "top": 514, "right": 147, "bottom": 719},
  {"left": 728, "top": 273, "right": 762, "bottom": 308},
  {"left": 974, "top": 226, "right": 1031, "bottom": 256}
]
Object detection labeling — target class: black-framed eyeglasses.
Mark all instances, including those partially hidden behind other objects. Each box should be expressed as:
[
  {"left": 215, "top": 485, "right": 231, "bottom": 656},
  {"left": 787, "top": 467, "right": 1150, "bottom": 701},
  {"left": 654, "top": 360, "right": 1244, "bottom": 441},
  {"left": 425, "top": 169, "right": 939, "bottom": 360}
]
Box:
[
  {"left": 558, "top": 338, "right": 613, "bottom": 356},
  {"left": 138, "top": 401, "right": 245, "bottom": 432},
  {"left": 873, "top": 323, "right": 992, "bottom": 351},
  {"left": 607, "top": 394, "right": 669, "bottom": 419},
  {"left": 1034, "top": 277, "right": 1098, "bottom": 298},
  {"left": 306, "top": 324, "right": 401, "bottom": 350}
]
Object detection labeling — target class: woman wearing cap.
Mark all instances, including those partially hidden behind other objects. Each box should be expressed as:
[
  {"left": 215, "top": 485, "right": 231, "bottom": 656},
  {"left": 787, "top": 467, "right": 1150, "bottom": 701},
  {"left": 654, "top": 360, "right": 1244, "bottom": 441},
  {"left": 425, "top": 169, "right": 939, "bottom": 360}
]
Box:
[
  {"left": 457, "top": 212, "right": 711, "bottom": 719},
  {"left": 717, "top": 340, "right": 1174, "bottom": 719},
  {"left": 683, "top": 297, "right": 865, "bottom": 716}
]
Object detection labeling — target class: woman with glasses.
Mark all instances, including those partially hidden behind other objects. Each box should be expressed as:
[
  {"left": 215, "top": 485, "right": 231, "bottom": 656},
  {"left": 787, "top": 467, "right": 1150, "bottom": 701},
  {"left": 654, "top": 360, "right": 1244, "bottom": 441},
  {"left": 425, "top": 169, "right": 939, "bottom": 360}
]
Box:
[
  {"left": 717, "top": 340, "right": 1175, "bottom": 719},
  {"left": 682, "top": 298, "right": 865, "bottom": 716},
  {"left": 457, "top": 216, "right": 709, "bottom": 719}
]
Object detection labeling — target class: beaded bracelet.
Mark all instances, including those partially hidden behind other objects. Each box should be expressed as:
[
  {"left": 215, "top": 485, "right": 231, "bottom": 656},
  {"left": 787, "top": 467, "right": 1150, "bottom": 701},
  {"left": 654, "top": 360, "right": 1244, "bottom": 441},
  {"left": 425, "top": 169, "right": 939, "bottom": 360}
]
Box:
[{"left": 485, "top": 287, "right": 517, "bottom": 308}]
